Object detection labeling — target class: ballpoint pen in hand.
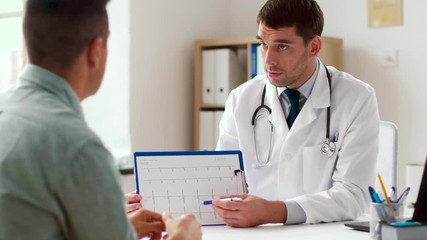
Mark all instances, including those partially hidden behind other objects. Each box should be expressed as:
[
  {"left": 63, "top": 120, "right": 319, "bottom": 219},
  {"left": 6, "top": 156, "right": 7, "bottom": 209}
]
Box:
[{"left": 200, "top": 197, "right": 243, "bottom": 205}]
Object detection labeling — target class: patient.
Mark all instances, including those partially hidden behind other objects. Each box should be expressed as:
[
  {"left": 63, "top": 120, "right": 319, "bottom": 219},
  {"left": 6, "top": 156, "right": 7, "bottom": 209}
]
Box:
[{"left": 0, "top": 0, "right": 201, "bottom": 239}]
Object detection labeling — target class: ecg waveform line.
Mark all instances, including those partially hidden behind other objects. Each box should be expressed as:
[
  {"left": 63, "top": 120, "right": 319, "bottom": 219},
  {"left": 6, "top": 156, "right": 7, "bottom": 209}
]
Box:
[
  {"left": 141, "top": 176, "right": 236, "bottom": 182},
  {"left": 140, "top": 165, "right": 236, "bottom": 171},
  {"left": 137, "top": 156, "right": 243, "bottom": 225}
]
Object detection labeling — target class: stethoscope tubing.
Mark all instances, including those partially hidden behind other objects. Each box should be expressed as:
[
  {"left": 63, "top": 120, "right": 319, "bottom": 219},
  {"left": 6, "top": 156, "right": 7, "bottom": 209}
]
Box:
[{"left": 251, "top": 64, "right": 335, "bottom": 166}]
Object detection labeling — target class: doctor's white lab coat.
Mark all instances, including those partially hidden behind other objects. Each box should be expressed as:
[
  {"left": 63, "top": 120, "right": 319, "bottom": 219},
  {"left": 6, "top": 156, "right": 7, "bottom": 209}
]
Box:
[{"left": 217, "top": 62, "right": 380, "bottom": 223}]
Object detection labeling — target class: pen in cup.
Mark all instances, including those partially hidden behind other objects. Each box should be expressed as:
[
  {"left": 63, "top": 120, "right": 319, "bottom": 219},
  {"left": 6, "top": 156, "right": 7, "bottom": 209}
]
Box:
[
  {"left": 200, "top": 197, "right": 243, "bottom": 205},
  {"left": 369, "top": 186, "right": 383, "bottom": 203},
  {"left": 368, "top": 186, "right": 376, "bottom": 202},
  {"left": 377, "top": 173, "right": 391, "bottom": 203},
  {"left": 388, "top": 186, "right": 396, "bottom": 202},
  {"left": 396, "top": 187, "right": 410, "bottom": 204}
]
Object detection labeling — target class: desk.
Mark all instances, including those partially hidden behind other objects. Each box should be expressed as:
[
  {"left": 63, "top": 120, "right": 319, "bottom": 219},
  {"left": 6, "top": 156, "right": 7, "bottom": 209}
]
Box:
[{"left": 202, "top": 222, "right": 368, "bottom": 240}]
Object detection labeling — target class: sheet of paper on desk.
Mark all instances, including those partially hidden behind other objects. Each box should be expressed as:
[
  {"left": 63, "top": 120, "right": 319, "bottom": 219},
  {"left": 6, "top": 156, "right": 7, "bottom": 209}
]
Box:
[{"left": 134, "top": 151, "right": 245, "bottom": 226}]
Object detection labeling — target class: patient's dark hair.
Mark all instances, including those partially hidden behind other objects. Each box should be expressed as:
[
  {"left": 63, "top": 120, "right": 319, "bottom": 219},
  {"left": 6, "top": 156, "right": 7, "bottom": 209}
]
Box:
[
  {"left": 24, "top": 0, "right": 110, "bottom": 68},
  {"left": 257, "top": 0, "right": 324, "bottom": 44}
]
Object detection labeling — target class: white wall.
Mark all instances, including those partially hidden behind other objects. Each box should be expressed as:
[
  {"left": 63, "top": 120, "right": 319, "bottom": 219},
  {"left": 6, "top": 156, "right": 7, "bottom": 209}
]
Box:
[
  {"left": 128, "top": 0, "right": 427, "bottom": 191},
  {"left": 227, "top": 0, "right": 266, "bottom": 38},
  {"left": 83, "top": 0, "right": 131, "bottom": 166},
  {"left": 130, "top": 0, "right": 230, "bottom": 151},
  {"left": 316, "top": 0, "right": 427, "bottom": 192}
]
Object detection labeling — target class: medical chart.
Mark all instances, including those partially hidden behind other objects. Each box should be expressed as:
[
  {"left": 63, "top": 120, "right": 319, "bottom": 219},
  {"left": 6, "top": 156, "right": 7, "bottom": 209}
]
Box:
[{"left": 134, "top": 151, "right": 245, "bottom": 225}]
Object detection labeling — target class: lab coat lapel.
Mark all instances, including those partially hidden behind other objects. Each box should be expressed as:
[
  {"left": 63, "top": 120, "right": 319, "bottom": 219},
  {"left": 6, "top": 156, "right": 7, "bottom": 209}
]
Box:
[
  {"left": 265, "top": 81, "right": 288, "bottom": 136},
  {"left": 286, "top": 64, "right": 331, "bottom": 138}
]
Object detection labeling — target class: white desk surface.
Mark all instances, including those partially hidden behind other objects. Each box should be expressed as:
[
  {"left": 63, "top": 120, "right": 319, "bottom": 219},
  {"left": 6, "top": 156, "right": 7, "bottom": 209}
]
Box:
[
  {"left": 200, "top": 207, "right": 415, "bottom": 239},
  {"left": 202, "top": 221, "right": 368, "bottom": 240}
]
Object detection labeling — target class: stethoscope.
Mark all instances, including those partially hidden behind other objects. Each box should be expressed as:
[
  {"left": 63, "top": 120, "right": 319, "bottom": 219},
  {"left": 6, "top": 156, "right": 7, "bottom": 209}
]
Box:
[{"left": 251, "top": 64, "right": 337, "bottom": 168}]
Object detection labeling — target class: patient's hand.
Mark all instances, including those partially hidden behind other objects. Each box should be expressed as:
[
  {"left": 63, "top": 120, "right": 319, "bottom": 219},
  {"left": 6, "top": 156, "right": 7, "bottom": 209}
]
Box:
[
  {"left": 162, "top": 213, "right": 202, "bottom": 240},
  {"left": 125, "top": 191, "right": 142, "bottom": 213},
  {"left": 129, "top": 208, "right": 164, "bottom": 240}
]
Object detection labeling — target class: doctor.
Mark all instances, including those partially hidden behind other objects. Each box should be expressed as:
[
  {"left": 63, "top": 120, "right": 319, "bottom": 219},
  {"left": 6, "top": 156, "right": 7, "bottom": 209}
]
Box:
[{"left": 212, "top": 0, "right": 380, "bottom": 227}]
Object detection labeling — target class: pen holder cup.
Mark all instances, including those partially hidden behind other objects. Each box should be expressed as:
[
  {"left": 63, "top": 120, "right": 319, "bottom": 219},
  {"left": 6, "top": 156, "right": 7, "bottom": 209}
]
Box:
[{"left": 370, "top": 202, "right": 404, "bottom": 239}]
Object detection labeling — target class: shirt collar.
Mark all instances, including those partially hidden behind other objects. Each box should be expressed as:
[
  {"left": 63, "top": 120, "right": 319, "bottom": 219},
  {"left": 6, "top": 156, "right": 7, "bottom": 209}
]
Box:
[
  {"left": 276, "top": 58, "right": 320, "bottom": 98},
  {"left": 18, "top": 64, "right": 83, "bottom": 116}
]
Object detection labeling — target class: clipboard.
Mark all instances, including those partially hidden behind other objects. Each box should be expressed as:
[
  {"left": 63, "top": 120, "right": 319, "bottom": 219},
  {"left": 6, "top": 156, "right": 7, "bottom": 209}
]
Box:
[{"left": 133, "top": 150, "right": 246, "bottom": 226}]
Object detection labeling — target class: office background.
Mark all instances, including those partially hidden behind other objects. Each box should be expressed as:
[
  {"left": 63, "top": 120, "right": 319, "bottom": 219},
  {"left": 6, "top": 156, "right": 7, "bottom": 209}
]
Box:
[
  {"left": 1, "top": 1, "right": 424, "bottom": 193},
  {"left": 125, "top": 0, "right": 426, "bottom": 193}
]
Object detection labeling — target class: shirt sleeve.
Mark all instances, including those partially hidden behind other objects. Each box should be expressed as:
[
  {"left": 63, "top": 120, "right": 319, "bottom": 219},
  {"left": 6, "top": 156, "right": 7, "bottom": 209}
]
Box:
[
  {"left": 54, "top": 140, "right": 136, "bottom": 240},
  {"left": 284, "top": 200, "right": 307, "bottom": 225}
]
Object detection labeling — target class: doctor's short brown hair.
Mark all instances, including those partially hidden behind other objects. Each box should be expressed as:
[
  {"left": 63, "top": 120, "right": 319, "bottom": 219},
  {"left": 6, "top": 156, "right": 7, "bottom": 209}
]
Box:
[
  {"left": 23, "top": 0, "right": 110, "bottom": 68},
  {"left": 257, "top": 0, "right": 324, "bottom": 44}
]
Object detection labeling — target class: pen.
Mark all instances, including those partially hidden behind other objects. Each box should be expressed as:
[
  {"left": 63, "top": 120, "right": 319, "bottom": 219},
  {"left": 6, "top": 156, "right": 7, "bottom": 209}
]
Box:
[
  {"left": 377, "top": 173, "right": 391, "bottom": 203},
  {"left": 388, "top": 186, "right": 396, "bottom": 202},
  {"left": 372, "top": 191, "right": 383, "bottom": 203},
  {"left": 396, "top": 187, "right": 410, "bottom": 204},
  {"left": 368, "top": 186, "right": 377, "bottom": 202},
  {"left": 332, "top": 131, "right": 339, "bottom": 142},
  {"left": 200, "top": 197, "right": 243, "bottom": 205}
]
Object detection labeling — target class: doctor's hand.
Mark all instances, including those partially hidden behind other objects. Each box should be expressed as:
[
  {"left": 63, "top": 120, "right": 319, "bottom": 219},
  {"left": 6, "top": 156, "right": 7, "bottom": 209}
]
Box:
[
  {"left": 212, "top": 194, "right": 287, "bottom": 227},
  {"left": 128, "top": 208, "right": 164, "bottom": 240},
  {"left": 125, "top": 191, "right": 142, "bottom": 213},
  {"left": 162, "top": 212, "right": 202, "bottom": 240}
]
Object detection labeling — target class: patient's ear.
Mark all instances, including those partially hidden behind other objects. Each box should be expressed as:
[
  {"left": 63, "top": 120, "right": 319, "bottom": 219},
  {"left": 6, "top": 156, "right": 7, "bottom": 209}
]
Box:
[{"left": 87, "top": 37, "right": 104, "bottom": 68}]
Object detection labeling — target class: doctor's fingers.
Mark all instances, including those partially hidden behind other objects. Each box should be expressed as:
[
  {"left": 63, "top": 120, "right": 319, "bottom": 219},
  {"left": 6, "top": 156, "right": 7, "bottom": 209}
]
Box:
[
  {"left": 220, "top": 209, "right": 261, "bottom": 228},
  {"left": 212, "top": 199, "right": 243, "bottom": 210},
  {"left": 218, "top": 211, "right": 255, "bottom": 228},
  {"left": 212, "top": 204, "right": 241, "bottom": 219},
  {"left": 218, "top": 193, "right": 248, "bottom": 199}
]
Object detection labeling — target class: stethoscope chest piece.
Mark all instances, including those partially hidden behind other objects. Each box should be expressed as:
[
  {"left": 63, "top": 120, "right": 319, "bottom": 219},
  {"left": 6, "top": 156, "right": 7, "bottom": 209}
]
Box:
[{"left": 321, "top": 139, "right": 336, "bottom": 157}]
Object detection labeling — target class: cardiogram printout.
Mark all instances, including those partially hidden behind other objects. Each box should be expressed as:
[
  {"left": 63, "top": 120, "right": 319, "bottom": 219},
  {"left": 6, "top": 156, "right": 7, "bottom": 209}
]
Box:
[{"left": 134, "top": 150, "right": 245, "bottom": 225}]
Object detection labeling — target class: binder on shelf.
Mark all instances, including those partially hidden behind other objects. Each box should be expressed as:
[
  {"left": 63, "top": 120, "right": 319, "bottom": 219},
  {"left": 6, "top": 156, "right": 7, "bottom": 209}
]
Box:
[
  {"left": 202, "top": 50, "right": 216, "bottom": 104},
  {"left": 250, "top": 45, "right": 257, "bottom": 78},
  {"left": 202, "top": 49, "right": 243, "bottom": 105},
  {"left": 199, "top": 110, "right": 224, "bottom": 150},
  {"left": 215, "top": 49, "right": 242, "bottom": 104}
]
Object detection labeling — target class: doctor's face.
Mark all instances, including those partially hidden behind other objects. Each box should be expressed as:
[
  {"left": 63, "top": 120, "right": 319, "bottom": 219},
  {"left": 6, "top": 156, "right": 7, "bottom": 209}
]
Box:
[{"left": 257, "top": 23, "right": 320, "bottom": 89}]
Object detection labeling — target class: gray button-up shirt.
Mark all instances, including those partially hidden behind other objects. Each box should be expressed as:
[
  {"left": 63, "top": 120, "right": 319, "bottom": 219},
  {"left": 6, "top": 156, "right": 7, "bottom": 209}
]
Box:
[{"left": 0, "top": 64, "right": 136, "bottom": 239}]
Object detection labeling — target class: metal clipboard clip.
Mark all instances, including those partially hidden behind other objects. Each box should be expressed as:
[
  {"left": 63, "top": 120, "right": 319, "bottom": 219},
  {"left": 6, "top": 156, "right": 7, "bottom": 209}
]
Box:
[{"left": 234, "top": 169, "right": 248, "bottom": 194}]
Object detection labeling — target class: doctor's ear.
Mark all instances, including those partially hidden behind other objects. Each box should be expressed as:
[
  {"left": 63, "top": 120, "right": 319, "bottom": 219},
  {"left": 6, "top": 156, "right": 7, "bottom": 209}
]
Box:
[{"left": 308, "top": 36, "right": 322, "bottom": 57}]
